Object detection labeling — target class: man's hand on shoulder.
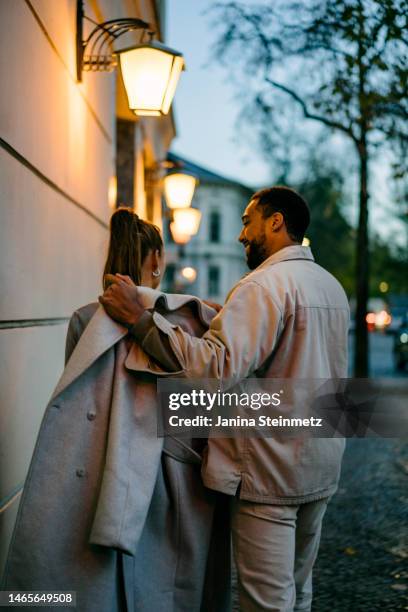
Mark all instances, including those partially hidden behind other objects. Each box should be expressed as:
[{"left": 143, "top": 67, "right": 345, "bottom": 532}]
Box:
[{"left": 99, "top": 274, "right": 145, "bottom": 327}]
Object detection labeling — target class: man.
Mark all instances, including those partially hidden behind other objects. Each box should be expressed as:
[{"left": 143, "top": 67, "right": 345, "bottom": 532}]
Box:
[{"left": 100, "top": 186, "right": 350, "bottom": 612}]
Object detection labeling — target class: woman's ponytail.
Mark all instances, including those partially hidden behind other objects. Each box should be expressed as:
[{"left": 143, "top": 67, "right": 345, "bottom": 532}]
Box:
[{"left": 103, "top": 207, "right": 163, "bottom": 289}]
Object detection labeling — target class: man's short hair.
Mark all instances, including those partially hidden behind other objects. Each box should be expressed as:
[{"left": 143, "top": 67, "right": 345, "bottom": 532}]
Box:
[{"left": 252, "top": 186, "right": 310, "bottom": 243}]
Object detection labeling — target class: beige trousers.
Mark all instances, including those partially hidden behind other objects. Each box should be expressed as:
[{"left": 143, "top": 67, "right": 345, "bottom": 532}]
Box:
[{"left": 231, "top": 497, "right": 330, "bottom": 612}]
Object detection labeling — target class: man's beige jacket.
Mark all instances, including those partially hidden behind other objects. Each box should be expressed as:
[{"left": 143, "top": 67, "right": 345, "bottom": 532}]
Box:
[{"left": 134, "top": 245, "right": 350, "bottom": 504}]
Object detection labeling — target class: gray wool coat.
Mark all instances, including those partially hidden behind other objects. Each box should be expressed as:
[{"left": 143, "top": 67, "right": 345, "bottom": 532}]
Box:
[{"left": 2, "top": 288, "right": 231, "bottom": 612}]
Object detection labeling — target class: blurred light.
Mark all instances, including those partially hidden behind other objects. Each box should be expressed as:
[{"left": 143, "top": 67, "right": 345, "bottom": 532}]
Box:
[
  {"left": 173, "top": 208, "right": 202, "bottom": 236},
  {"left": 164, "top": 173, "right": 197, "bottom": 209},
  {"left": 375, "top": 310, "right": 392, "bottom": 329},
  {"left": 302, "top": 237, "right": 310, "bottom": 247},
  {"left": 117, "top": 42, "right": 184, "bottom": 116},
  {"left": 366, "top": 310, "right": 391, "bottom": 330},
  {"left": 108, "top": 176, "right": 117, "bottom": 209},
  {"left": 400, "top": 333, "right": 408, "bottom": 344},
  {"left": 170, "top": 222, "right": 190, "bottom": 245},
  {"left": 181, "top": 266, "right": 197, "bottom": 282},
  {"left": 379, "top": 281, "right": 389, "bottom": 293}
]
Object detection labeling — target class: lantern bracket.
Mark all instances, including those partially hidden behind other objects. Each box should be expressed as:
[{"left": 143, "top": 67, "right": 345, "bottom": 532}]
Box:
[{"left": 76, "top": 0, "right": 154, "bottom": 81}]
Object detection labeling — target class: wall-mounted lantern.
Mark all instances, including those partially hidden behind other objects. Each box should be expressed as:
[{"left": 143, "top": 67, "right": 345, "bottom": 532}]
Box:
[
  {"left": 164, "top": 173, "right": 197, "bottom": 209},
  {"left": 173, "top": 208, "right": 202, "bottom": 237},
  {"left": 76, "top": 1, "right": 184, "bottom": 116},
  {"left": 117, "top": 44, "right": 184, "bottom": 116}
]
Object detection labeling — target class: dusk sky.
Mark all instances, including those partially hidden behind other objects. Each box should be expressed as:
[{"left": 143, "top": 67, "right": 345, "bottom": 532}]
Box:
[{"left": 167, "top": 0, "right": 272, "bottom": 190}]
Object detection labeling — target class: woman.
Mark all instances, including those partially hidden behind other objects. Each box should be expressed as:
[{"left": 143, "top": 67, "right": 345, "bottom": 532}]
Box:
[{"left": 3, "top": 208, "right": 231, "bottom": 612}]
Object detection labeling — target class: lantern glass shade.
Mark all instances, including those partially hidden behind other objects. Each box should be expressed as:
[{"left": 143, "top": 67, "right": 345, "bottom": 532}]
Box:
[
  {"left": 173, "top": 208, "right": 202, "bottom": 236},
  {"left": 117, "top": 42, "right": 184, "bottom": 116},
  {"left": 170, "top": 222, "right": 191, "bottom": 245},
  {"left": 164, "top": 173, "right": 197, "bottom": 209}
]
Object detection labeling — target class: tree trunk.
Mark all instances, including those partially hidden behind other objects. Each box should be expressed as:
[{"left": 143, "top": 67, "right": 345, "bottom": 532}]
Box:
[{"left": 354, "top": 139, "right": 369, "bottom": 377}]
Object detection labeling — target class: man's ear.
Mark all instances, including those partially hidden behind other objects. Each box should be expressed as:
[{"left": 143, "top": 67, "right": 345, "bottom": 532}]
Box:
[{"left": 270, "top": 212, "right": 284, "bottom": 232}]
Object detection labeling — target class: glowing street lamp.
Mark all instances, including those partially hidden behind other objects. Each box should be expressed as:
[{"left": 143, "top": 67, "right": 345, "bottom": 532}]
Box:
[
  {"left": 76, "top": 2, "right": 184, "bottom": 116},
  {"left": 169, "top": 222, "right": 191, "bottom": 245},
  {"left": 173, "top": 208, "right": 202, "bottom": 236},
  {"left": 164, "top": 173, "right": 197, "bottom": 209},
  {"left": 117, "top": 42, "right": 184, "bottom": 116}
]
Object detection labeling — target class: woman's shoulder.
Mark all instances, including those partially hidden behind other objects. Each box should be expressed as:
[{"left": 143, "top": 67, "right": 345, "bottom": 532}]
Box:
[
  {"left": 65, "top": 302, "right": 99, "bottom": 364},
  {"left": 68, "top": 302, "right": 99, "bottom": 337},
  {"left": 71, "top": 302, "right": 99, "bottom": 324}
]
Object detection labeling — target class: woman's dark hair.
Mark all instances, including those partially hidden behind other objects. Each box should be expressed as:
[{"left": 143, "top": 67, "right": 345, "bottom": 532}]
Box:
[
  {"left": 253, "top": 186, "right": 310, "bottom": 243},
  {"left": 103, "top": 207, "right": 163, "bottom": 289}
]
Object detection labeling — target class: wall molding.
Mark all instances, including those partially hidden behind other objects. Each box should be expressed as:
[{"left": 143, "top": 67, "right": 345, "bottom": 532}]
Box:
[
  {"left": 0, "top": 137, "right": 108, "bottom": 230},
  {"left": 0, "top": 318, "right": 70, "bottom": 330}
]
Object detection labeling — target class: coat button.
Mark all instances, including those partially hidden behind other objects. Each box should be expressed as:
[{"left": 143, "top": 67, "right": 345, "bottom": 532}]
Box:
[
  {"left": 87, "top": 411, "right": 96, "bottom": 421},
  {"left": 76, "top": 468, "right": 86, "bottom": 478}
]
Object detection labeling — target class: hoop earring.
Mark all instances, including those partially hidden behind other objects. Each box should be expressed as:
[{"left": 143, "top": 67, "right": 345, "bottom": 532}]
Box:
[{"left": 152, "top": 268, "right": 161, "bottom": 278}]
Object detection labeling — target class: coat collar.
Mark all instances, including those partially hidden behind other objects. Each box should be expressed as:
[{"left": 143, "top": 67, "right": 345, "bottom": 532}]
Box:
[
  {"left": 51, "top": 290, "right": 215, "bottom": 401},
  {"left": 136, "top": 286, "right": 215, "bottom": 327},
  {"left": 51, "top": 307, "right": 128, "bottom": 401}
]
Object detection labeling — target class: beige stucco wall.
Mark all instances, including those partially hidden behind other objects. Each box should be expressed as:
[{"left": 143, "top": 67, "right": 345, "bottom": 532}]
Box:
[{"left": 0, "top": 0, "right": 174, "bottom": 577}]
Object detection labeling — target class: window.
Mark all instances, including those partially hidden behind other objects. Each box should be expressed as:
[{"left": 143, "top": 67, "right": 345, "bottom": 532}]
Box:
[
  {"left": 209, "top": 211, "right": 221, "bottom": 243},
  {"left": 208, "top": 266, "right": 220, "bottom": 296}
]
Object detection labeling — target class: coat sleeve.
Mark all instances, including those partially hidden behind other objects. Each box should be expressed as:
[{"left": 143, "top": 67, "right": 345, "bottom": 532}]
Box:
[{"left": 131, "top": 280, "right": 284, "bottom": 386}]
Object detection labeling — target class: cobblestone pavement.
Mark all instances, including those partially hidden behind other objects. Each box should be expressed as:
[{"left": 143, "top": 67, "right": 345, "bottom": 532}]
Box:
[{"left": 312, "top": 438, "right": 408, "bottom": 611}]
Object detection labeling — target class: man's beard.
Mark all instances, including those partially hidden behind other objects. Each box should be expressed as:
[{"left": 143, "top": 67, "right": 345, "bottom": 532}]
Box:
[{"left": 245, "top": 235, "right": 268, "bottom": 270}]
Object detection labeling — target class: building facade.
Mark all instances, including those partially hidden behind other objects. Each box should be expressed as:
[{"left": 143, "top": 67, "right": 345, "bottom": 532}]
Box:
[
  {"left": 0, "top": 0, "right": 175, "bottom": 574},
  {"left": 162, "top": 153, "right": 253, "bottom": 303}
]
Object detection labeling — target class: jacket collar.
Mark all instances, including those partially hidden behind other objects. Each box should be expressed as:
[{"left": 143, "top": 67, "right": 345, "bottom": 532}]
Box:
[{"left": 254, "top": 245, "right": 314, "bottom": 273}]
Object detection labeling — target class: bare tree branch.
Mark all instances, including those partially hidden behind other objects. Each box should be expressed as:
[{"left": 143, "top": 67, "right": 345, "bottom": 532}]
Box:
[{"left": 264, "top": 77, "right": 358, "bottom": 142}]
